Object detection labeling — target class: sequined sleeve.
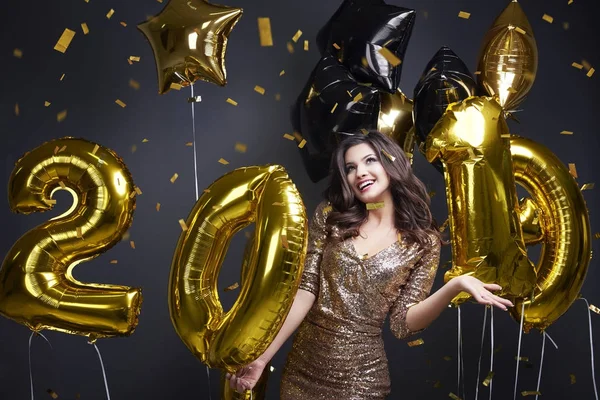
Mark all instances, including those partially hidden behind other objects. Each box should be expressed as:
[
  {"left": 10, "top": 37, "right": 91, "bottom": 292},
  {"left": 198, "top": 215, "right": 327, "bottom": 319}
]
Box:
[
  {"left": 389, "top": 233, "right": 441, "bottom": 339},
  {"left": 298, "top": 201, "right": 330, "bottom": 296}
]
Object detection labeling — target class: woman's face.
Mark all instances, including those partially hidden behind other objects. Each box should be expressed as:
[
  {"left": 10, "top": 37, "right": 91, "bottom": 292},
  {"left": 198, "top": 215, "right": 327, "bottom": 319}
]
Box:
[{"left": 344, "top": 143, "right": 391, "bottom": 203}]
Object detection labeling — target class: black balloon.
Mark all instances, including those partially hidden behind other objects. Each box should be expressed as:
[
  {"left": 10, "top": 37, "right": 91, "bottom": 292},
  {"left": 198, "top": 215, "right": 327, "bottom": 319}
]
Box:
[
  {"left": 318, "top": 0, "right": 415, "bottom": 93},
  {"left": 413, "top": 46, "right": 478, "bottom": 172}
]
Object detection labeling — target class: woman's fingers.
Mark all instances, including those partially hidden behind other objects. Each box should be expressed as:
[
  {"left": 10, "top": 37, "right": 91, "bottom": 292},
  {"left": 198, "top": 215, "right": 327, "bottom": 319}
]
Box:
[{"left": 483, "top": 283, "right": 502, "bottom": 291}]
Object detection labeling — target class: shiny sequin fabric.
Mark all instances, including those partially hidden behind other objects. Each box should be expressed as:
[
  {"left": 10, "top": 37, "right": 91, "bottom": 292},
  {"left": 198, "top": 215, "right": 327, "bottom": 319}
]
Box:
[{"left": 280, "top": 201, "right": 441, "bottom": 399}]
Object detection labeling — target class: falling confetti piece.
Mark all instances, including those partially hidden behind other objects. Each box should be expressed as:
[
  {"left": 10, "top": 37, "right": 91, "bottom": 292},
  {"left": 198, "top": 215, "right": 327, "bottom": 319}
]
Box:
[
  {"left": 130, "top": 241, "right": 135, "bottom": 249},
  {"left": 129, "top": 79, "right": 140, "bottom": 89},
  {"left": 235, "top": 142, "right": 247, "bottom": 153},
  {"left": 572, "top": 62, "right": 583, "bottom": 69},
  {"left": 353, "top": 92, "right": 363, "bottom": 102},
  {"left": 292, "top": 30, "right": 303, "bottom": 43},
  {"left": 283, "top": 133, "right": 295, "bottom": 140},
  {"left": 170, "top": 83, "right": 182, "bottom": 90},
  {"left": 257, "top": 17, "right": 273, "bottom": 46},
  {"left": 81, "top": 22, "right": 89, "bottom": 34},
  {"left": 474, "top": 70, "right": 482, "bottom": 75},
  {"left": 60, "top": 73, "right": 65, "bottom": 81},
  {"left": 47, "top": 389, "right": 59, "bottom": 399},
  {"left": 134, "top": 187, "right": 142, "bottom": 195},
  {"left": 483, "top": 371, "right": 495, "bottom": 387},
  {"left": 333, "top": 43, "right": 341, "bottom": 50},
  {"left": 110, "top": 260, "right": 118, "bottom": 264},
  {"left": 115, "top": 99, "right": 126, "bottom": 108},
  {"left": 568, "top": 163, "right": 578, "bottom": 178},
  {"left": 185, "top": 142, "right": 193, "bottom": 146},
  {"left": 378, "top": 47, "right": 401, "bottom": 66},
  {"left": 563, "top": 22, "right": 570, "bottom": 30},
  {"left": 304, "top": 40, "right": 309, "bottom": 51},
  {"left": 170, "top": 173, "right": 179, "bottom": 183},
  {"left": 14, "top": 103, "right": 19, "bottom": 116},
  {"left": 381, "top": 149, "right": 396, "bottom": 162},
  {"left": 514, "top": 26, "right": 526, "bottom": 35},
  {"left": 156, "top": 203, "right": 161, "bottom": 212},
  {"left": 142, "top": 138, "right": 149, "bottom": 143},
  {"left": 516, "top": 356, "right": 529, "bottom": 361},
  {"left": 275, "top": 93, "right": 281, "bottom": 101},
  {"left": 129, "top": 56, "right": 140, "bottom": 62},
  {"left": 330, "top": 103, "right": 338, "bottom": 113},
  {"left": 13, "top": 48, "right": 23, "bottom": 58},
  {"left": 407, "top": 338, "right": 424, "bottom": 347},
  {"left": 587, "top": 68, "right": 595, "bottom": 78},
  {"left": 560, "top": 130, "right": 573, "bottom": 135},
  {"left": 366, "top": 202, "right": 385, "bottom": 210},
  {"left": 187, "top": 96, "right": 202, "bottom": 103},
  {"left": 54, "top": 28, "right": 76, "bottom": 53},
  {"left": 226, "top": 98, "right": 238, "bottom": 106},
  {"left": 521, "top": 391, "right": 541, "bottom": 396},
  {"left": 542, "top": 14, "right": 553, "bottom": 23},
  {"left": 581, "top": 183, "right": 594, "bottom": 191},
  {"left": 589, "top": 304, "right": 600, "bottom": 314},
  {"left": 44, "top": 101, "right": 51, "bottom": 107},
  {"left": 433, "top": 381, "right": 441, "bottom": 388},
  {"left": 279, "top": 70, "right": 285, "bottom": 76},
  {"left": 361, "top": 128, "right": 369, "bottom": 135},
  {"left": 254, "top": 85, "right": 265, "bottom": 95},
  {"left": 76, "top": 227, "right": 83, "bottom": 238},
  {"left": 570, "top": 373, "right": 577, "bottom": 384},
  {"left": 57, "top": 110, "right": 68, "bottom": 122},
  {"left": 106, "top": 9, "right": 115, "bottom": 19},
  {"left": 179, "top": 219, "right": 188, "bottom": 231},
  {"left": 218, "top": 158, "right": 229, "bottom": 165},
  {"left": 91, "top": 144, "right": 99, "bottom": 155},
  {"left": 131, "top": 145, "right": 137, "bottom": 153},
  {"left": 224, "top": 282, "right": 239, "bottom": 292},
  {"left": 298, "top": 139, "right": 307, "bottom": 148},
  {"left": 582, "top": 59, "right": 592, "bottom": 71},
  {"left": 287, "top": 42, "right": 294, "bottom": 53},
  {"left": 458, "top": 11, "right": 470, "bottom": 19},
  {"left": 120, "top": 21, "right": 127, "bottom": 27},
  {"left": 449, "top": 392, "right": 462, "bottom": 400}
]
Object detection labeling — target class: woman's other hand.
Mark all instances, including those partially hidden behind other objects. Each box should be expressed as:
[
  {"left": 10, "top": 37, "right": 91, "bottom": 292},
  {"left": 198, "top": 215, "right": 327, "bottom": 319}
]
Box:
[
  {"left": 454, "top": 275, "right": 514, "bottom": 310},
  {"left": 225, "top": 358, "right": 268, "bottom": 393}
]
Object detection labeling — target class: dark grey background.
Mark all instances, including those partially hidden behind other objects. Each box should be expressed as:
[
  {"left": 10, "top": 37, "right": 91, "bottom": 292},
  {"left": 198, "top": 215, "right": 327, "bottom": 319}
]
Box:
[{"left": 1, "top": 0, "right": 599, "bottom": 398}]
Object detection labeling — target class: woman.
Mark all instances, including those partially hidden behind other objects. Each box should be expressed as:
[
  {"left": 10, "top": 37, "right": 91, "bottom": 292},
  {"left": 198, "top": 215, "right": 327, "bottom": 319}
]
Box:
[{"left": 227, "top": 131, "right": 513, "bottom": 398}]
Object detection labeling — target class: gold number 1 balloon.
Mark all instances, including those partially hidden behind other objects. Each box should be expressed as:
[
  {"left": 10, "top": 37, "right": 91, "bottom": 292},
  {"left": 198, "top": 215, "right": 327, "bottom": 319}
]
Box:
[
  {"left": 169, "top": 165, "right": 308, "bottom": 373},
  {"left": 0, "top": 138, "right": 143, "bottom": 339}
]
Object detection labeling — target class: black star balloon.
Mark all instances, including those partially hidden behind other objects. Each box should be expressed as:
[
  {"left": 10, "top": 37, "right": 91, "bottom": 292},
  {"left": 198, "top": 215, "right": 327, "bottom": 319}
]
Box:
[
  {"left": 138, "top": 0, "right": 242, "bottom": 94},
  {"left": 318, "top": 0, "right": 416, "bottom": 93},
  {"left": 413, "top": 46, "right": 478, "bottom": 173}
]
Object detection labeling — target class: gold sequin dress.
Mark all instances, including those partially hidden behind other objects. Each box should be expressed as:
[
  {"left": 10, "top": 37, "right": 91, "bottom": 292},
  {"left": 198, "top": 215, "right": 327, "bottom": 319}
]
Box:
[{"left": 280, "top": 201, "right": 441, "bottom": 399}]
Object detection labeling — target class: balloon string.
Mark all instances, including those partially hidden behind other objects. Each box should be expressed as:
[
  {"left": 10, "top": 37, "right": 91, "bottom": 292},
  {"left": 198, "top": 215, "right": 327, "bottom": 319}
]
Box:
[
  {"left": 475, "top": 306, "right": 489, "bottom": 400},
  {"left": 89, "top": 342, "right": 111, "bottom": 400},
  {"left": 489, "top": 306, "right": 494, "bottom": 400},
  {"left": 190, "top": 84, "right": 199, "bottom": 201},
  {"left": 581, "top": 298, "right": 599, "bottom": 400},
  {"left": 534, "top": 331, "right": 547, "bottom": 400},
  {"left": 513, "top": 302, "right": 525, "bottom": 400},
  {"left": 206, "top": 365, "right": 212, "bottom": 400},
  {"left": 28, "top": 331, "right": 52, "bottom": 400},
  {"left": 543, "top": 331, "right": 558, "bottom": 350}
]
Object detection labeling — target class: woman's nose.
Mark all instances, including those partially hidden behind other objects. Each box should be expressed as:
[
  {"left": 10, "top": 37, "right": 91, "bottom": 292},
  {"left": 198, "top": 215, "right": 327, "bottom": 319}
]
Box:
[{"left": 355, "top": 164, "right": 367, "bottom": 177}]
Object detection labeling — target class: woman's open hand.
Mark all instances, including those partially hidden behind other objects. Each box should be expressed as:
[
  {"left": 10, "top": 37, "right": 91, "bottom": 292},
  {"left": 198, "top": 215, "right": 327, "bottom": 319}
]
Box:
[
  {"left": 225, "top": 358, "right": 268, "bottom": 393},
  {"left": 454, "top": 275, "right": 514, "bottom": 310}
]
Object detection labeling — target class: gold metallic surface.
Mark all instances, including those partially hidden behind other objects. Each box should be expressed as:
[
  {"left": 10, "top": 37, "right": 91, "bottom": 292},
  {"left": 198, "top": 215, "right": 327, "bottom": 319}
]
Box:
[{"left": 378, "top": 90, "right": 415, "bottom": 161}]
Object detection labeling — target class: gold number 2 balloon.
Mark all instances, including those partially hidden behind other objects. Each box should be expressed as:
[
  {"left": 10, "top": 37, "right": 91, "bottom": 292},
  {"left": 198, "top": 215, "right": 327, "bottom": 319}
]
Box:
[
  {"left": 0, "top": 138, "right": 143, "bottom": 339},
  {"left": 169, "top": 165, "right": 308, "bottom": 372}
]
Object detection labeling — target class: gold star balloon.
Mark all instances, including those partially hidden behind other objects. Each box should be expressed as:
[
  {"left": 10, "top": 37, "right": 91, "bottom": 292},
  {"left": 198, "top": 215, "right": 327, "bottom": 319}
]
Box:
[{"left": 138, "top": 0, "right": 243, "bottom": 94}]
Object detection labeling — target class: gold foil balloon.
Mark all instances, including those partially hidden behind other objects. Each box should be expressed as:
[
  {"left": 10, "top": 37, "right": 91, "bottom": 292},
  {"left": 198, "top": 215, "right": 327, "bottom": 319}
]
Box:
[
  {"left": 510, "top": 136, "right": 591, "bottom": 331},
  {"left": 476, "top": 0, "right": 538, "bottom": 111},
  {"left": 138, "top": 0, "right": 243, "bottom": 94},
  {"left": 169, "top": 165, "right": 308, "bottom": 373},
  {"left": 425, "top": 97, "right": 536, "bottom": 302},
  {"left": 0, "top": 138, "right": 142, "bottom": 339},
  {"left": 379, "top": 90, "right": 415, "bottom": 162}
]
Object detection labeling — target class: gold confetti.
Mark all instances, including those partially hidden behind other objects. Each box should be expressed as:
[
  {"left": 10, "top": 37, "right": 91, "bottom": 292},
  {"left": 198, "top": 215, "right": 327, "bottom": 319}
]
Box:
[
  {"left": 542, "top": 14, "right": 554, "bottom": 23},
  {"left": 287, "top": 42, "right": 294, "bottom": 53},
  {"left": 60, "top": 73, "right": 65, "bottom": 81},
  {"left": 57, "top": 110, "right": 68, "bottom": 122},
  {"left": 449, "top": 392, "right": 462, "bottom": 400},
  {"left": 381, "top": 149, "right": 396, "bottom": 162},
  {"left": 330, "top": 102, "right": 338, "bottom": 113},
  {"left": 257, "top": 17, "right": 273, "bottom": 47},
  {"left": 130, "top": 241, "right": 135, "bottom": 249},
  {"left": 581, "top": 183, "right": 595, "bottom": 191},
  {"left": 281, "top": 231, "right": 289, "bottom": 249},
  {"left": 361, "top": 128, "right": 369, "bottom": 135},
  {"left": 81, "top": 22, "right": 89, "bottom": 34},
  {"left": 156, "top": 203, "right": 161, "bottom": 212},
  {"left": 516, "top": 356, "right": 529, "bottom": 362},
  {"left": 135, "top": 186, "right": 142, "bottom": 195},
  {"left": 507, "top": 87, "right": 518, "bottom": 93},
  {"left": 120, "top": 21, "right": 127, "bottom": 27},
  {"left": 92, "top": 144, "right": 99, "bottom": 154},
  {"left": 170, "top": 173, "right": 179, "bottom": 183},
  {"left": 560, "top": 130, "right": 573, "bottom": 135},
  {"left": 514, "top": 26, "right": 526, "bottom": 35},
  {"left": 106, "top": 9, "right": 115, "bottom": 19},
  {"left": 235, "top": 142, "right": 247, "bottom": 153},
  {"left": 589, "top": 304, "right": 600, "bottom": 314},
  {"left": 298, "top": 139, "right": 307, "bottom": 149},
  {"left": 366, "top": 202, "right": 385, "bottom": 210},
  {"left": 582, "top": 59, "right": 592, "bottom": 71},
  {"left": 115, "top": 99, "right": 126, "bottom": 108},
  {"left": 407, "top": 338, "right": 424, "bottom": 347},
  {"left": 224, "top": 282, "right": 239, "bottom": 292},
  {"left": 521, "top": 391, "right": 541, "bottom": 396},
  {"left": 563, "top": 22, "right": 570, "bottom": 30},
  {"left": 443, "top": 355, "right": 452, "bottom": 361},
  {"left": 218, "top": 158, "right": 229, "bottom": 165},
  {"left": 275, "top": 93, "right": 281, "bottom": 101},
  {"left": 483, "top": 371, "right": 495, "bottom": 387},
  {"left": 254, "top": 85, "right": 266, "bottom": 95},
  {"left": 377, "top": 47, "right": 401, "bottom": 66},
  {"left": 142, "top": 138, "right": 148, "bottom": 143},
  {"left": 226, "top": 98, "right": 238, "bottom": 106},
  {"left": 572, "top": 62, "right": 583, "bottom": 69},
  {"left": 353, "top": 92, "right": 363, "bottom": 102},
  {"left": 110, "top": 259, "right": 118, "bottom": 264},
  {"left": 185, "top": 142, "right": 193, "bottom": 146},
  {"left": 279, "top": 70, "right": 285, "bottom": 76},
  {"left": 47, "top": 389, "right": 59, "bottom": 399},
  {"left": 129, "top": 79, "right": 140, "bottom": 89},
  {"left": 568, "top": 163, "right": 578, "bottom": 178},
  {"left": 14, "top": 103, "right": 19, "bottom": 116},
  {"left": 54, "top": 28, "right": 76, "bottom": 53},
  {"left": 304, "top": 40, "right": 309, "bottom": 51},
  {"left": 474, "top": 70, "right": 482, "bottom": 75},
  {"left": 587, "top": 68, "right": 595, "bottom": 78},
  {"left": 458, "top": 11, "right": 471, "bottom": 19},
  {"left": 292, "top": 30, "right": 303, "bottom": 43},
  {"left": 13, "top": 48, "right": 23, "bottom": 58},
  {"left": 433, "top": 381, "right": 441, "bottom": 388},
  {"left": 76, "top": 227, "right": 83, "bottom": 238},
  {"left": 333, "top": 43, "right": 341, "bottom": 50},
  {"left": 178, "top": 219, "right": 188, "bottom": 231},
  {"left": 44, "top": 101, "right": 51, "bottom": 107},
  {"left": 568, "top": 0, "right": 574, "bottom": 3},
  {"left": 131, "top": 145, "right": 137, "bottom": 153},
  {"left": 570, "top": 373, "right": 577, "bottom": 384},
  {"left": 170, "top": 83, "right": 182, "bottom": 90},
  {"left": 129, "top": 56, "right": 140, "bottom": 62}
]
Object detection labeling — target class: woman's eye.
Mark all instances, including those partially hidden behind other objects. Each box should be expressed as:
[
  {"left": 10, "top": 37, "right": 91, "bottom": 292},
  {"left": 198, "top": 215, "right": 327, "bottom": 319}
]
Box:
[
  {"left": 346, "top": 166, "right": 355, "bottom": 173},
  {"left": 366, "top": 157, "right": 377, "bottom": 163}
]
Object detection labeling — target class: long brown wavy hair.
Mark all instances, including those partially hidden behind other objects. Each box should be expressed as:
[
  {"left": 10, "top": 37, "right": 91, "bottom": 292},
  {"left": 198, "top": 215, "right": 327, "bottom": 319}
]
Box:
[{"left": 324, "top": 130, "right": 444, "bottom": 248}]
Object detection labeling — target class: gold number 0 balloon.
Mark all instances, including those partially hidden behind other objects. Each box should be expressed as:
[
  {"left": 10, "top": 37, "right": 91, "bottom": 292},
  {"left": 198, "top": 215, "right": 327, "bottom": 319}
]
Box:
[
  {"left": 169, "top": 165, "right": 308, "bottom": 372},
  {"left": 0, "top": 138, "right": 143, "bottom": 339}
]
